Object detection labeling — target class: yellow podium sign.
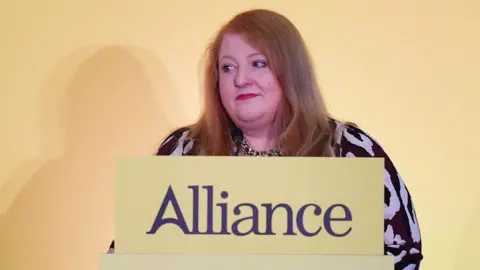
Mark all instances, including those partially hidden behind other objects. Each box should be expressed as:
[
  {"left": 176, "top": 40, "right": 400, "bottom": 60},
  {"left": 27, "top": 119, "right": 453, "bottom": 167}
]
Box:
[
  {"left": 114, "top": 156, "right": 385, "bottom": 255},
  {"left": 100, "top": 254, "right": 394, "bottom": 270}
]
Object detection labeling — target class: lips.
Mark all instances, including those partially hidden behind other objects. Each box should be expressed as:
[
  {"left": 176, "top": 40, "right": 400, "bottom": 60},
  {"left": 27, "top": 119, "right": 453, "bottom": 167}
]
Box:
[{"left": 236, "top": 93, "right": 259, "bottom": 100}]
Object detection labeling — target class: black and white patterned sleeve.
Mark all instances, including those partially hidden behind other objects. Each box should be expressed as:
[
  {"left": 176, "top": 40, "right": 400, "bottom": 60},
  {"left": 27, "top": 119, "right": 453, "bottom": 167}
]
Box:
[{"left": 338, "top": 124, "right": 423, "bottom": 270}]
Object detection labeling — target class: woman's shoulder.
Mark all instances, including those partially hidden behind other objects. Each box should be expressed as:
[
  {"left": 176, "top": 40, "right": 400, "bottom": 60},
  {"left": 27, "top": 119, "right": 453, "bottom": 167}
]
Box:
[
  {"left": 155, "top": 126, "right": 197, "bottom": 156},
  {"left": 330, "top": 119, "right": 388, "bottom": 158}
]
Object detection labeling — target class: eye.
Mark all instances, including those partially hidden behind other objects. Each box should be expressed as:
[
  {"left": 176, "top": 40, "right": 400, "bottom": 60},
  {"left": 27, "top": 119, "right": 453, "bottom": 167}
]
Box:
[
  {"left": 221, "top": 64, "right": 235, "bottom": 73},
  {"left": 252, "top": 60, "right": 267, "bottom": 68}
]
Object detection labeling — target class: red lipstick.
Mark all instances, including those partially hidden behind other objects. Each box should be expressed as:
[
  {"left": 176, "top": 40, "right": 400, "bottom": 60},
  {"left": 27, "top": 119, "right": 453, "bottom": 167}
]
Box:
[{"left": 236, "top": 93, "right": 259, "bottom": 100}]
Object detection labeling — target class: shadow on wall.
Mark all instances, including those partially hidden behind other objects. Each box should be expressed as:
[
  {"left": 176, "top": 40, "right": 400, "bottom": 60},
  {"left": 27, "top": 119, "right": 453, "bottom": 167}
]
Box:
[
  {"left": 0, "top": 46, "right": 100, "bottom": 217},
  {"left": 0, "top": 45, "right": 185, "bottom": 270}
]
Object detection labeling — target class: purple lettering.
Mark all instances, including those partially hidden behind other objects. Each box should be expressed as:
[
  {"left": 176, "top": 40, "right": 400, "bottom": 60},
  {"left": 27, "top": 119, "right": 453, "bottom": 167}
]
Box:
[
  {"left": 296, "top": 203, "right": 322, "bottom": 236},
  {"left": 146, "top": 186, "right": 353, "bottom": 238},
  {"left": 263, "top": 203, "right": 295, "bottom": 235},
  {"left": 146, "top": 185, "right": 189, "bottom": 234},
  {"left": 323, "top": 204, "right": 353, "bottom": 237}
]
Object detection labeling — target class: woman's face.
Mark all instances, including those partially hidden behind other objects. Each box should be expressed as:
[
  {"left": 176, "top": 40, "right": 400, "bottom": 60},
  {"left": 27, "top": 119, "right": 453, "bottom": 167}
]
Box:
[{"left": 218, "top": 33, "right": 283, "bottom": 131}]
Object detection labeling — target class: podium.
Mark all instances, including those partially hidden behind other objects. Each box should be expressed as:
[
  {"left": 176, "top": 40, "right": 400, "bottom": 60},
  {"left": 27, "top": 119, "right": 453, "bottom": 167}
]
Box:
[{"left": 100, "top": 156, "right": 394, "bottom": 269}]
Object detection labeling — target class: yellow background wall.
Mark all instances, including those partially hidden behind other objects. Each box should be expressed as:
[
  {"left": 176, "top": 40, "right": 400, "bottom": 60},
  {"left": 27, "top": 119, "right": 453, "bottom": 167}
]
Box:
[{"left": 0, "top": 1, "right": 478, "bottom": 269}]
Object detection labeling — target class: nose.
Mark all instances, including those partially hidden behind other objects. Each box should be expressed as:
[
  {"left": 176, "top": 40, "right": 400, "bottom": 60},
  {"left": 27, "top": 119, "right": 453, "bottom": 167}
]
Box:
[{"left": 234, "top": 67, "right": 252, "bottom": 88}]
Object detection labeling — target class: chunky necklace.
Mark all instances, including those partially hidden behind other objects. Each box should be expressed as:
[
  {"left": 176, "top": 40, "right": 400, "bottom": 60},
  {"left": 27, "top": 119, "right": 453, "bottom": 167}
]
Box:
[{"left": 240, "top": 139, "right": 283, "bottom": 156}]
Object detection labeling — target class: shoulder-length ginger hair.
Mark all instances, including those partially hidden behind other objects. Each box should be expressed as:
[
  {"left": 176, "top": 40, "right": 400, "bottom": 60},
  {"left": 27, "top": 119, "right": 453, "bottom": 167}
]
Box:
[{"left": 188, "top": 9, "right": 335, "bottom": 156}]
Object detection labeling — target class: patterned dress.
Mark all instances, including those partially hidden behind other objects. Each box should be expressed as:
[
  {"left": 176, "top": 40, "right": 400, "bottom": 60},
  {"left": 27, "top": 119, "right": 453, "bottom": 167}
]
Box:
[{"left": 108, "top": 119, "right": 423, "bottom": 270}]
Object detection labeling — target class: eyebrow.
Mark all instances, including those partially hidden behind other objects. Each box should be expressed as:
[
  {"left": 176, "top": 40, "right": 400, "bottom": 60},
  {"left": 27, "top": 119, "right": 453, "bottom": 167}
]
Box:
[
  {"left": 247, "top": 52, "right": 264, "bottom": 58},
  {"left": 219, "top": 52, "right": 265, "bottom": 61}
]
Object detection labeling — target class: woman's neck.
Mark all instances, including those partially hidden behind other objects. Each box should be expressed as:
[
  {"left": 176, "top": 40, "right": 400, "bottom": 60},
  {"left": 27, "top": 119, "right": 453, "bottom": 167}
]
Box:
[{"left": 242, "top": 127, "right": 279, "bottom": 152}]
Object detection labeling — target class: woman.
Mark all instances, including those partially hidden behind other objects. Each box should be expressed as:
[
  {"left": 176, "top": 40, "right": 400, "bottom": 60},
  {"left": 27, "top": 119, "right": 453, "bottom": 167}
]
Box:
[{"left": 108, "top": 9, "right": 423, "bottom": 269}]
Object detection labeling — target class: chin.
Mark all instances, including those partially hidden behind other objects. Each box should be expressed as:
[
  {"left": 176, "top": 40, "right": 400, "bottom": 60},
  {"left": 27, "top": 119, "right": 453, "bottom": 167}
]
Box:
[
  {"left": 236, "top": 110, "right": 264, "bottom": 122},
  {"left": 234, "top": 112, "right": 271, "bottom": 129}
]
